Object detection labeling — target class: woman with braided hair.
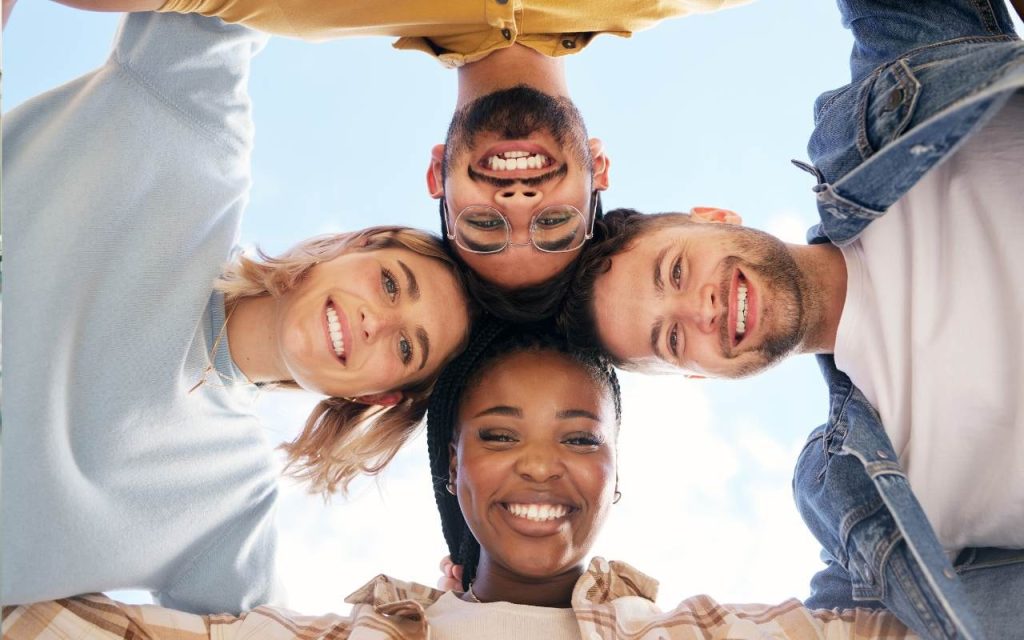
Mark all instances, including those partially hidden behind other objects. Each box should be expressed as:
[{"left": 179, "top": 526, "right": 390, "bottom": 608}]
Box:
[{"left": 3, "top": 318, "right": 916, "bottom": 639}]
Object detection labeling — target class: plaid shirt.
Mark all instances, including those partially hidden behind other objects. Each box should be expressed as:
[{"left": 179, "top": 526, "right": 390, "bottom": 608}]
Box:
[{"left": 2, "top": 557, "right": 915, "bottom": 639}]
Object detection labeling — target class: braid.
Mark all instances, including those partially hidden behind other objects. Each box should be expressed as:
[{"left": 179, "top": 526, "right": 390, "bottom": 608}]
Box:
[{"left": 426, "top": 318, "right": 622, "bottom": 591}]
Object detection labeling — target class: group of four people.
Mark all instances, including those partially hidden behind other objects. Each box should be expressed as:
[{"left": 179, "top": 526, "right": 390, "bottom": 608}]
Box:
[{"left": 2, "top": 0, "right": 1022, "bottom": 638}]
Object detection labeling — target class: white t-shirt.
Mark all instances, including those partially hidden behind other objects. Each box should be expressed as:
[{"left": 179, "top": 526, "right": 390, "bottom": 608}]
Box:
[
  {"left": 835, "top": 93, "right": 1024, "bottom": 553},
  {"left": 426, "top": 591, "right": 582, "bottom": 640}
]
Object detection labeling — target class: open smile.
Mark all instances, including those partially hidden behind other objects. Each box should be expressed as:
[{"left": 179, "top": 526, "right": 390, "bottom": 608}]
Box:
[
  {"left": 476, "top": 142, "right": 557, "bottom": 178},
  {"left": 498, "top": 500, "right": 578, "bottom": 536},
  {"left": 323, "top": 300, "right": 351, "bottom": 365},
  {"left": 728, "top": 269, "right": 757, "bottom": 349}
]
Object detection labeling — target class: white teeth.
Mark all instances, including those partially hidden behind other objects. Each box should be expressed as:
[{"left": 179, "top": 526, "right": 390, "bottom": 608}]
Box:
[
  {"left": 506, "top": 503, "right": 570, "bottom": 522},
  {"left": 485, "top": 152, "right": 549, "bottom": 172},
  {"left": 326, "top": 306, "right": 345, "bottom": 357},
  {"left": 736, "top": 284, "right": 748, "bottom": 336}
]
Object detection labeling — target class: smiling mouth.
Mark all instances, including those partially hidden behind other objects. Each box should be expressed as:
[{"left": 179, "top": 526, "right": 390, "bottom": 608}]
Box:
[
  {"left": 485, "top": 150, "right": 552, "bottom": 172},
  {"left": 325, "top": 302, "right": 347, "bottom": 364},
  {"left": 502, "top": 502, "right": 575, "bottom": 522}
]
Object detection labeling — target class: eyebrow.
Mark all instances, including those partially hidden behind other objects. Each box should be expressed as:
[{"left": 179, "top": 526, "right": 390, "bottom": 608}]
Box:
[
  {"left": 472, "top": 405, "right": 523, "bottom": 418},
  {"left": 397, "top": 260, "right": 420, "bottom": 301},
  {"left": 650, "top": 318, "right": 665, "bottom": 361},
  {"left": 652, "top": 246, "right": 669, "bottom": 298},
  {"left": 416, "top": 327, "right": 430, "bottom": 372},
  {"left": 466, "top": 163, "right": 569, "bottom": 188},
  {"left": 556, "top": 409, "right": 602, "bottom": 421}
]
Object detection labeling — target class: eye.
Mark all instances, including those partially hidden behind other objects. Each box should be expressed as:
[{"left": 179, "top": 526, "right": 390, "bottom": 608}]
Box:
[
  {"left": 671, "top": 257, "right": 682, "bottom": 288},
  {"left": 669, "top": 325, "right": 679, "bottom": 357},
  {"left": 479, "top": 429, "right": 517, "bottom": 444},
  {"left": 535, "top": 210, "right": 574, "bottom": 229},
  {"left": 381, "top": 268, "right": 400, "bottom": 301},
  {"left": 563, "top": 432, "right": 603, "bottom": 448},
  {"left": 464, "top": 216, "right": 505, "bottom": 231},
  {"left": 399, "top": 334, "right": 413, "bottom": 365}
]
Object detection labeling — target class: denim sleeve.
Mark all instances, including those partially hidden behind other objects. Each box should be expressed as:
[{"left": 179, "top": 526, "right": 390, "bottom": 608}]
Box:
[
  {"left": 836, "top": 0, "right": 1018, "bottom": 82},
  {"left": 111, "top": 12, "right": 269, "bottom": 154}
]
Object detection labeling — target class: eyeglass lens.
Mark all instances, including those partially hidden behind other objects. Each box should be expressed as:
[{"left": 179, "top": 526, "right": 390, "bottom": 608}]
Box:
[{"left": 455, "top": 206, "right": 585, "bottom": 254}]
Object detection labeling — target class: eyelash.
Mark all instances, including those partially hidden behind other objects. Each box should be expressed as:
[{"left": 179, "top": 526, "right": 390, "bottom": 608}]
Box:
[
  {"left": 477, "top": 430, "right": 604, "bottom": 448},
  {"left": 381, "top": 267, "right": 414, "bottom": 365},
  {"left": 381, "top": 268, "right": 400, "bottom": 301}
]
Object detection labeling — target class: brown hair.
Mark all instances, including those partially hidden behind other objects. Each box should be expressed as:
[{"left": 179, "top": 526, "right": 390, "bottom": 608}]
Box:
[
  {"left": 557, "top": 209, "right": 691, "bottom": 365},
  {"left": 217, "top": 226, "right": 476, "bottom": 496}
]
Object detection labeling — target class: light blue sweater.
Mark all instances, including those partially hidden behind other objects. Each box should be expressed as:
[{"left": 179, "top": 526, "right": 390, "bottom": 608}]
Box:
[{"left": 1, "top": 13, "right": 283, "bottom": 614}]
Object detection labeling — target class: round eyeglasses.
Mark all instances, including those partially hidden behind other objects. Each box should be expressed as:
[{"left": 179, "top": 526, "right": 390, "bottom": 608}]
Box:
[{"left": 443, "top": 191, "right": 601, "bottom": 255}]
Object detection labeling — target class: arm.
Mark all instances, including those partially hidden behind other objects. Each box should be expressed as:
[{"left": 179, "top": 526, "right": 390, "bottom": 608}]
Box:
[{"left": 50, "top": 0, "right": 164, "bottom": 11}]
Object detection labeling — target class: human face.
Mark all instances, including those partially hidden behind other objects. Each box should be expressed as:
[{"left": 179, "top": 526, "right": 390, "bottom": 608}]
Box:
[
  {"left": 592, "top": 220, "right": 808, "bottom": 378},
  {"left": 275, "top": 247, "right": 469, "bottom": 398},
  {"left": 428, "top": 86, "right": 610, "bottom": 288},
  {"left": 451, "top": 350, "right": 617, "bottom": 581}
]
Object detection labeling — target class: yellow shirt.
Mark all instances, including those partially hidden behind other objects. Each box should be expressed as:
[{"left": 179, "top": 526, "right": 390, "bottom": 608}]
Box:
[{"left": 157, "top": 0, "right": 750, "bottom": 67}]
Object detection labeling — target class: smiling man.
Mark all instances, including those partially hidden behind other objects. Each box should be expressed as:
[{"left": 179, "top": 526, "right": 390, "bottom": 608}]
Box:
[
  {"left": 562, "top": 1, "right": 1024, "bottom": 638},
  {"left": 38, "top": 0, "right": 751, "bottom": 320}
]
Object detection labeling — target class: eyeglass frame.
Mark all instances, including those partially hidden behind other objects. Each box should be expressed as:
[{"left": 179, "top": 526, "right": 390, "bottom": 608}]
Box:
[{"left": 440, "top": 190, "right": 603, "bottom": 255}]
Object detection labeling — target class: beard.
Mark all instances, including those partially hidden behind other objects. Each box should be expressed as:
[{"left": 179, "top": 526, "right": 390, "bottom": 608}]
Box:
[
  {"left": 442, "top": 85, "right": 591, "bottom": 178},
  {"left": 716, "top": 226, "right": 809, "bottom": 377}
]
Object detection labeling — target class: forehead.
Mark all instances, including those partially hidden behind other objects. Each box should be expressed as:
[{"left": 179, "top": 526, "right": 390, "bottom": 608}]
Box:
[{"left": 458, "top": 350, "right": 614, "bottom": 428}]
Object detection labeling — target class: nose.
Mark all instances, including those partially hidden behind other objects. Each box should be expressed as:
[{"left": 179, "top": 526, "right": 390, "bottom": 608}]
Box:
[
  {"left": 514, "top": 443, "right": 563, "bottom": 483},
  {"left": 676, "top": 282, "right": 719, "bottom": 335},
  {"left": 360, "top": 305, "right": 400, "bottom": 342},
  {"left": 494, "top": 185, "right": 543, "bottom": 244}
]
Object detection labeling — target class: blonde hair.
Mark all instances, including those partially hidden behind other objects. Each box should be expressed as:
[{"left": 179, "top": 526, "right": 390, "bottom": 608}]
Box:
[{"left": 217, "top": 226, "right": 475, "bottom": 496}]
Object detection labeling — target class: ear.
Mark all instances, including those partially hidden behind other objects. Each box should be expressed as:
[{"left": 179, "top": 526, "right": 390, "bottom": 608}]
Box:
[
  {"left": 352, "top": 391, "right": 404, "bottom": 407},
  {"left": 689, "top": 206, "right": 742, "bottom": 226},
  {"left": 588, "top": 138, "right": 611, "bottom": 192},
  {"left": 448, "top": 442, "right": 459, "bottom": 483},
  {"left": 426, "top": 144, "right": 446, "bottom": 199}
]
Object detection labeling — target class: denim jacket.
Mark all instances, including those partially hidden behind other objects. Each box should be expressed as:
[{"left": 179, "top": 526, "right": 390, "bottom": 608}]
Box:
[{"left": 791, "top": 1, "right": 1024, "bottom": 639}]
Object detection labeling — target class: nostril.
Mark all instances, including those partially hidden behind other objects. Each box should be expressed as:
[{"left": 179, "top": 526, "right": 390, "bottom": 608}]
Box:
[{"left": 522, "top": 191, "right": 537, "bottom": 198}]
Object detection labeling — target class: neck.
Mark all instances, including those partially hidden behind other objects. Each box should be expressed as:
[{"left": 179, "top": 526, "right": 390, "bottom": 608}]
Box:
[
  {"left": 788, "top": 242, "right": 847, "bottom": 354},
  {"left": 225, "top": 295, "right": 289, "bottom": 383},
  {"left": 456, "top": 44, "right": 569, "bottom": 108},
  {"left": 468, "top": 556, "right": 581, "bottom": 608}
]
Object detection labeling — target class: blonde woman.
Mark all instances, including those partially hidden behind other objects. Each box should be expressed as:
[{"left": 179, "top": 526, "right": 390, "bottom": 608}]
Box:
[{"left": 1, "top": 13, "right": 472, "bottom": 615}]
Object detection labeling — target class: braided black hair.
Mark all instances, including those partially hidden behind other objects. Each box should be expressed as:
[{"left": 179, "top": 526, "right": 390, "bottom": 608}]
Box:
[{"left": 426, "top": 317, "right": 621, "bottom": 591}]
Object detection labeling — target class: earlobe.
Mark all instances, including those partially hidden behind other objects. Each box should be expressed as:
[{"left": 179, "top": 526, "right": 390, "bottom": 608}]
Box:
[
  {"left": 352, "top": 391, "right": 404, "bottom": 407},
  {"left": 426, "top": 144, "right": 446, "bottom": 199},
  {"left": 589, "top": 138, "right": 611, "bottom": 191},
  {"left": 690, "top": 206, "right": 742, "bottom": 226}
]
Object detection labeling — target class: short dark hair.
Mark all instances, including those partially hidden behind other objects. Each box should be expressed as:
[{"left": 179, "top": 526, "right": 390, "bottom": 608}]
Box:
[
  {"left": 557, "top": 208, "right": 691, "bottom": 364},
  {"left": 426, "top": 318, "right": 621, "bottom": 590}
]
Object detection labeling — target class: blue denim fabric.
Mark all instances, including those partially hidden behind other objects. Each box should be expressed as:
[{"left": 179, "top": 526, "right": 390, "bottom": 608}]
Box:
[
  {"left": 799, "top": 0, "right": 1024, "bottom": 245},
  {"left": 792, "top": 2, "right": 1024, "bottom": 638}
]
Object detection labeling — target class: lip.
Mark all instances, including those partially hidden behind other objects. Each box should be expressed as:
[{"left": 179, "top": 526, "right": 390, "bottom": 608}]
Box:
[
  {"left": 727, "top": 269, "right": 757, "bottom": 349},
  {"left": 322, "top": 299, "right": 351, "bottom": 366},
  {"left": 495, "top": 491, "right": 578, "bottom": 538},
  {"left": 475, "top": 141, "right": 559, "bottom": 179}
]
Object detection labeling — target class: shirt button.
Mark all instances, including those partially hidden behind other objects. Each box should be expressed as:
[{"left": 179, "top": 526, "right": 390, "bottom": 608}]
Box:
[
  {"left": 944, "top": 568, "right": 957, "bottom": 579},
  {"left": 562, "top": 38, "right": 576, "bottom": 49},
  {"left": 876, "top": 450, "right": 889, "bottom": 459},
  {"left": 501, "top": 28, "right": 512, "bottom": 40}
]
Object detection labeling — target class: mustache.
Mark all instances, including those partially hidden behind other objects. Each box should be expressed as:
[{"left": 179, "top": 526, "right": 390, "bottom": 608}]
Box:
[{"left": 466, "top": 163, "right": 569, "bottom": 188}]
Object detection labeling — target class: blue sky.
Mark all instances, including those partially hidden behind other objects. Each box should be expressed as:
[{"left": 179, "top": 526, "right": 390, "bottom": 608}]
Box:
[{"left": 10, "top": 0, "right": 1008, "bottom": 614}]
